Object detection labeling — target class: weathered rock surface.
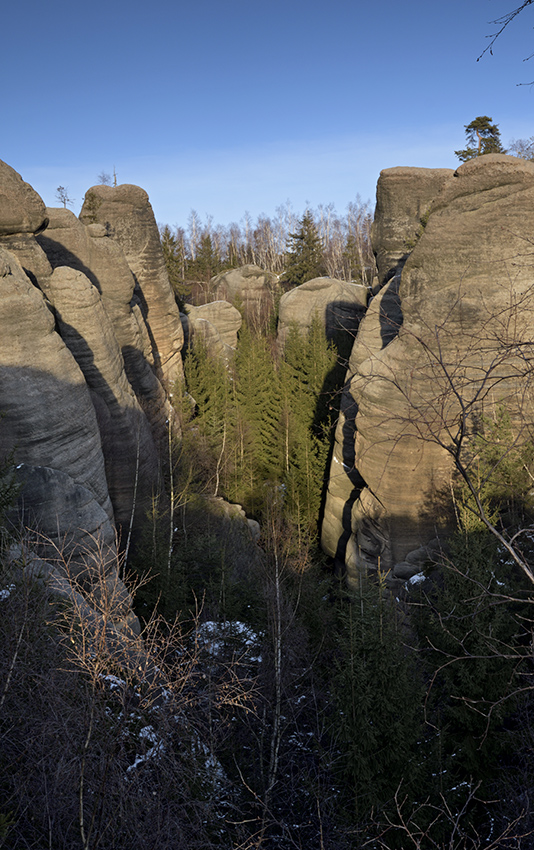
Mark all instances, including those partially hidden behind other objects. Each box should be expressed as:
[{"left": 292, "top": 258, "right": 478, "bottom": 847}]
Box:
[
  {"left": 277, "top": 277, "right": 368, "bottom": 348},
  {"left": 211, "top": 264, "right": 278, "bottom": 325},
  {"left": 323, "top": 155, "right": 534, "bottom": 587},
  {"left": 0, "top": 159, "right": 49, "bottom": 237},
  {"left": 37, "top": 208, "right": 170, "bottom": 436},
  {"left": 0, "top": 160, "right": 53, "bottom": 290},
  {"left": 321, "top": 276, "right": 403, "bottom": 566},
  {"left": 0, "top": 164, "right": 195, "bottom": 641},
  {"left": 212, "top": 263, "right": 277, "bottom": 301},
  {"left": 181, "top": 314, "right": 234, "bottom": 361},
  {"left": 39, "top": 265, "right": 160, "bottom": 531},
  {"left": 185, "top": 301, "right": 242, "bottom": 348},
  {"left": 371, "top": 166, "right": 453, "bottom": 288},
  {"left": 181, "top": 300, "right": 242, "bottom": 361},
  {"left": 79, "top": 184, "right": 184, "bottom": 386},
  {"left": 0, "top": 249, "right": 115, "bottom": 555}
]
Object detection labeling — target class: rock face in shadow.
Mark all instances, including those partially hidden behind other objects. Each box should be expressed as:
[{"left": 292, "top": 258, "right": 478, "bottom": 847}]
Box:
[
  {"left": 322, "top": 155, "right": 534, "bottom": 588},
  {"left": 0, "top": 249, "right": 115, "bottom": 559},
  {"left": 79, "top": 184, "right": 184, "bottom": 387},
  {"left": 0, "top": 163, "right": 187, "bottom": 636},
  {"left": 277, "top": 277, "right": 368, "bottom": 348}
]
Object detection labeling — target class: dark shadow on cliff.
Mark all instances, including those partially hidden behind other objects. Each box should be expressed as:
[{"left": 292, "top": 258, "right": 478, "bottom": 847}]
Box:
[
  {"left": 378, "top": 267, "right": 404, "bottom": 348},
  {"left": 36, "top": 235, "right": 103, "bottom": 292},
  {"left": 35, "top": 234, "right": 166, "bottom": 385},
  {"left": 312, "top": 318, "right": 366, "bottom": 572},
  {"left": 324, "top": 298, "right": 367, "bottom": 344},
  {"left": 0, "top": 352, "right": 159, "bottom": 563},
  {"left": 55, "top": 322, "right": 161, "bottom": 535}
]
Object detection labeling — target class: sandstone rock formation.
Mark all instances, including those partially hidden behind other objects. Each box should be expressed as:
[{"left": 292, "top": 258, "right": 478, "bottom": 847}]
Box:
[
  {"left": 211, "top": 264, "right": 278, "bottom": 325},
  {"left": 181, "top": 300, "right": 242, "bottom": 360},
  {"left": 39, "top": 265, "right": 159, "bottom": 531},
  {"left": 277, "top": 277, "right": 368, "bottom": 348},
  {"left": 0, "top": 163, "right": 185, "bottom": 639},
  {"left": 371, "top": 166, "right": 453, "bottom": 288},
  {"left": 36, "top": 207, "right": 170, "bottom": 437},
  {"left": 0, "top": 160, "right": 48, "bottom": 237},
  {"left": 0, "top": 160, "right": 52, "bottom": 290},
  {"left": 185, "top": 301, "right": 242, "bottom": 348},
  {"left": 0, "top": 248, "right": 116, "bottom": 568},
  {"left": 80, "top": 184, "right": 184, "bottom": 386},
  {"left": 322, "top": 155, "right": 534, "bottom": 588}
]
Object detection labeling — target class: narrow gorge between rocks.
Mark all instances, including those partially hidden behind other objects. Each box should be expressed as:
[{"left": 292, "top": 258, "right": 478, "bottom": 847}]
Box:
[{"left": 2, "top": 154, "right": 534, "bottom": 849}]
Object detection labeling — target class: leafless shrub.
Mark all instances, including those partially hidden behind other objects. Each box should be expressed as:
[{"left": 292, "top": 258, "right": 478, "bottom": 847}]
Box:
[{"left": 0, "top": 531, "right": 257, "bottom": 849}]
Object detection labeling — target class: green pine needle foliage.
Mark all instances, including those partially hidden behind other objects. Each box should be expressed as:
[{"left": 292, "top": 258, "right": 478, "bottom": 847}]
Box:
[
  {"left": 283, "top": 211, "right": 325, "bottom": 287},
  {"left": 331, "top": 573, "right": 424, "bottom": 819}
]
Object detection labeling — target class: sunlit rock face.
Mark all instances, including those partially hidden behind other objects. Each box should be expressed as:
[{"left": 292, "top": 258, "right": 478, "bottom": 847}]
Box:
[
  {"left": 39, "top": 265, "right": 160, "bottom": 532},
  {"left": 0, "top": 164, "right": 184, "bottom": 636},
  {"left": 322, "top": 155, "right": 534, "bottom": 588},
  {"left": 277, "top": 277, "right": 368, "bottom": 349},
  {"left": 36, "top": 207, "right": 170, "bottom": 438},
  {"left": 371, "top": 166, "right": 454, "bottom": 288},
  {"left": 211, "top": 264, "right": 278, "bottom": 325},
  {"left": 182, "top": 300, "right": 242, "bottom": 360},
  {"left": 0, "top": 159, "right": 52, "bottom": 291},
  {"left": 0, "top": 159, "right": 48, "bottom": 237},
  {"left": 80, "top": 183, "right": 184, "bottom": 387}
]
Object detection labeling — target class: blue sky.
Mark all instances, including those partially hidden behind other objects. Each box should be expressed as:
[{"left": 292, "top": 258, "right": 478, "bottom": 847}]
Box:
[{"left": 2, "top": 0, "right": 534, "bottom": 228}]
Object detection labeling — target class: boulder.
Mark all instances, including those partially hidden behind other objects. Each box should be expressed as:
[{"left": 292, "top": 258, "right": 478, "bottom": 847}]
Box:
[
  {"left": 0, "top": 160, "right": 52, "bottom": 290},
  {"left": 79, "top": 184, "right": 184, "bottom": 386},
  {"left": 212, "top": 263, "right": 277, "bottom": 302},
  {"left": 181, "top": 314, "right": 234, "bottom": 362},
  {"left": 0, "top": 159, "right": 48, "bottom": 237},
  {"left": 323, "top": 155, "right": 534, "bottom": 587},
  {"left": 211, "top": 264, "right": 278, "bottom": 326},
  {"left": 277, "top": 277, "right": 368, "bottom": 348},
  {"left": 185, "top": 301, "right": 242, "bottom": 348}
]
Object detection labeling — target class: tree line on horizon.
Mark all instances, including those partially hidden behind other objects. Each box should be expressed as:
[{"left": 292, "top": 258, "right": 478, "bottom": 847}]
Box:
[
  {"left": 159, "top": 197, "right": 376, "bottom": 304},
  {"left": 159, "top": 120, "right": 534, "bottom": 309}
]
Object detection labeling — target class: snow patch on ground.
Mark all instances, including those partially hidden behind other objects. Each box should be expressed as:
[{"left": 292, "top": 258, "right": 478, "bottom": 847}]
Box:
[
  {"left": 407, "top": 572, "right": 426, "bottom": 586},
  {"left": 0, "top": 583, "right": 16, "bottom": 601}
]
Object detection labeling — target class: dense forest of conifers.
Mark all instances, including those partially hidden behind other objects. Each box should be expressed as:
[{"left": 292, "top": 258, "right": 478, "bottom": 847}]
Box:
[{"left": 2, "top": 204, "right": 534, "bottom": 849}]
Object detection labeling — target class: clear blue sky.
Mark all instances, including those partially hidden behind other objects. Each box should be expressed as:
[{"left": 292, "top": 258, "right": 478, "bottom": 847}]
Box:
[{"left": 2, "top": 0, "right": 534, "bottom": 228}]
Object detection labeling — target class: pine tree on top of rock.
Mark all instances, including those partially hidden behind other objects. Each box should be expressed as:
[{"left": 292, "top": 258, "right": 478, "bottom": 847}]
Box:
[
  {"left": 455, "top": 116, "right": 506, "bottom": 162},
  {"left": 282, "top": 211, "right": 325, "bottom": 287}
]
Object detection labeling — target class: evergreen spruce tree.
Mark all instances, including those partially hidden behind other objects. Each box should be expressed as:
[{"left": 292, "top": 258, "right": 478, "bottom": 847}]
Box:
[
  {"left": 281, "top": 317, "right": 338, "bottom": 535},
  {"left": 414, "top": 429, "right": 528, "bottom": 798},
  {"left": 232, "top": 324, "right": 282, "bottom": 513},
  {"left": 160, "top": 224, "right": 189, "bottom": 308},
  {"left": 332, "top": 572, "right": 423, "bottom": 818},
  {"left": 283, "top": 211, "right": 325, "bottom": 287},
  {"left": 183, "top": 339, "right": 235, "bottom": 493},
  {"left": 187, "top": 233, "right": 223, "bottom": 286}
]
